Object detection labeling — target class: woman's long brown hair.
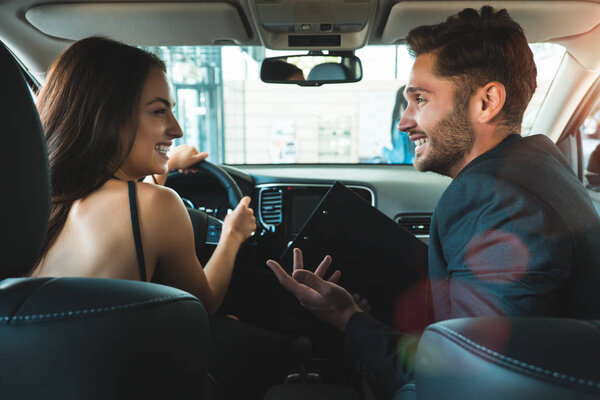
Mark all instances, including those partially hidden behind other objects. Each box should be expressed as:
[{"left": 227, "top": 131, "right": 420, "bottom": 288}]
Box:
[{"left": 35, "top": 37, "right": 165, "bottom": 268}]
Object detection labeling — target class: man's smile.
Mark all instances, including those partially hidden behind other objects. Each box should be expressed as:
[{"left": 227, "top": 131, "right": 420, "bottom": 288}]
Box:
[{"left": 409, "top": 133, "right": 429, "bottom": 154}]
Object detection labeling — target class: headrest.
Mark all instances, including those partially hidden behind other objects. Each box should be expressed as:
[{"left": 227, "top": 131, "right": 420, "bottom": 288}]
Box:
[
  {"left": 0, "top": 42, "right": 50, "bottom": 278},
  {"left": 307, "top": 62, "right": 350, "bottom": 80},
  {"left": 0, "top": 277, "right": 209, "bottom": 398}
]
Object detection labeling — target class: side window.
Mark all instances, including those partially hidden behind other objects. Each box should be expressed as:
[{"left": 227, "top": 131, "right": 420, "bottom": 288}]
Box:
[{"left": 581, "top": 97, "right": 600, "bottom": 192}]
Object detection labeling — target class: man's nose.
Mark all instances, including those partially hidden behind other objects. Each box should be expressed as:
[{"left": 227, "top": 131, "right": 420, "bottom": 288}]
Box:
[{"left": 397, "top": 110, "right": 415, "bottom": 133}]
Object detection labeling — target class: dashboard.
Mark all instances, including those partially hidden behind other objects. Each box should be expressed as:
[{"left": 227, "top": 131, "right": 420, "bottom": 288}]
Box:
[
  {"left": 167, "top": 164, "right": 450, "bottom": 251},
  {"left": 256, "top": 183, "right": 374, "bottom": 241},
  {"left": 165, "top": 164, "right": 451, "bottom": 333}
]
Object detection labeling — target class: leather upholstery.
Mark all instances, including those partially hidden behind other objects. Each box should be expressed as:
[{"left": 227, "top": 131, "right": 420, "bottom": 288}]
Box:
[
  {"left": 0, "top": 39, "right": 210, "bottom": 399},
  {"left": 0, "top": 41, "right": 50, "bottom": 278},
  {"left": 415, "top": 317, "right": 600, "bottom": 400},
  {"left": 0, "top": 277, "right": 209, "bottom": 399},
  {"left": 394, "top": 382, "right": 415, "bottom": 400}
]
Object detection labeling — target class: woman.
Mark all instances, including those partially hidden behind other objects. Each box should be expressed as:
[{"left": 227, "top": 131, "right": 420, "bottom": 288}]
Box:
[
  {"left": 31, "top": 36, "right": 256, "bottom": 317},
  {"left": 382, "top": 85, "right": 415, "bottom": 164}
]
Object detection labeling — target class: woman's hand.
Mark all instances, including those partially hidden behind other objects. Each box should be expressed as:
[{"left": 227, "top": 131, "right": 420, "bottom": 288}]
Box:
[
  {"left": 222, "top": 196, "right": 256, "bottom": 244},
  {"left": 147, "top": 145, "right": 208, "bottom": 185},
  {"left": 168, "top": 145, "right": 208, "bottom": 172}
]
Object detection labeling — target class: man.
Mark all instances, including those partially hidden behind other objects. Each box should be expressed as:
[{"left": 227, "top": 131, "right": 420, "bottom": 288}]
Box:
[{"left": 267, "top": 6, "right": 600, "bottom": 399}]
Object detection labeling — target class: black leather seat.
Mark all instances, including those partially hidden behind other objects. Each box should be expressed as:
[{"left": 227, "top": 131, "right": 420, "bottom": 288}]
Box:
[
  {"left": 414, "top": 317, "right": 600, "bottom": 400},
  {"left": 0, "top": 40, "right": 210, "bottom": 399},
  {"left": 0, "top": 277, "right": 209, "bottom": 399}
]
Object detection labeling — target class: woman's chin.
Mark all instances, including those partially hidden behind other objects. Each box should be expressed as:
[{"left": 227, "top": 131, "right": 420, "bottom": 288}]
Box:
[
  {"left": 158, "top": 165, "right": 170, "bottom": 175},
  {"left": 152, "top": 160, "right": 169, "bottom": 175}
]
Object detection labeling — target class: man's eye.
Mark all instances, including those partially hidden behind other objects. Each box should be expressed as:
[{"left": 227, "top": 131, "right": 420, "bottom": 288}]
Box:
[{"left": 416, "top": 96, "right": 426, "bottom": 104}]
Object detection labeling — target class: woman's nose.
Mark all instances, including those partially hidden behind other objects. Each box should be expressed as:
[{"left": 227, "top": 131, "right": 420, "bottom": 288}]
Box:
[{"left": 169, "top": 114, "right": 184, "bottom": 138}]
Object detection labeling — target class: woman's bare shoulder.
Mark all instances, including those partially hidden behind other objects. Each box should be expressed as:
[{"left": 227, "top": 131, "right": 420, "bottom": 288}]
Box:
[
  {"left": 135, "top": 181, "right": 185, "bottom": 210},
  {"left": 135, "top": 182, "right": 192, "bottom": 238},
  {"left": 79, "top": 180, "right": 186, "bottom": 230}
]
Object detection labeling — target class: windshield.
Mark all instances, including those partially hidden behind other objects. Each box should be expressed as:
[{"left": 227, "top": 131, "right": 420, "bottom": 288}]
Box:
[{"left": 145, "top": 43, "right": 565, "bottom": 165}]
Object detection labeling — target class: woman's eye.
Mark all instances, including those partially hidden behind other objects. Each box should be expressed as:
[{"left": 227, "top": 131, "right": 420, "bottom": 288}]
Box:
[
  {"left": 153, "top": 108, "right": 167, "bottom": 115},
  {"left": 416, "top": 96, "right": 426, "bottom": 104}
]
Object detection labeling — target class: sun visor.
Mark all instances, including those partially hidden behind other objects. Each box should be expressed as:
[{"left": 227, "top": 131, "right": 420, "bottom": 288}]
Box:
[
  {"left": 381, "top": 1, "right": 600, "bottom": 44},
  {"left": 25, "top": 2, "right": 250, "bottom": 46},
  {"left": 249, "top": 0, "right": 378, "bottom": 50}
]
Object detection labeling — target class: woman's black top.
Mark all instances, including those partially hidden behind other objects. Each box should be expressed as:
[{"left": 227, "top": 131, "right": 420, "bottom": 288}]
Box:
[{"left": 127, "top": 181, "right": 147, "bottom": 281}]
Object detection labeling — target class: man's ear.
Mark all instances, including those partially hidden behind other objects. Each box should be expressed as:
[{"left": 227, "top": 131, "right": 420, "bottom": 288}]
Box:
[{"left": 473, "top": 81, "right": 506, "bottom": 124}]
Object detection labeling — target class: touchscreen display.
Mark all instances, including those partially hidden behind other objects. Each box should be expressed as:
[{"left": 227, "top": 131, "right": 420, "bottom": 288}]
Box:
[
  {"left": 280, "top": 182, "right": 431, "bottom": 331},
  {"left": 288, "top": 192, "right": 324, "bottom": 235}
]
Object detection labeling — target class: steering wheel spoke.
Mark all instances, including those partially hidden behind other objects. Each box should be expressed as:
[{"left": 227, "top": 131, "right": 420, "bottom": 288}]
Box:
[{"left": 206, "top": 215, "right": 223, "bottom": 245}]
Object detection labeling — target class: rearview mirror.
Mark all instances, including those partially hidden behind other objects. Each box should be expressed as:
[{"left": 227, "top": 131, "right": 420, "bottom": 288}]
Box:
[{"left": 260, "top": 52, "right": 362, "bottom": 86}]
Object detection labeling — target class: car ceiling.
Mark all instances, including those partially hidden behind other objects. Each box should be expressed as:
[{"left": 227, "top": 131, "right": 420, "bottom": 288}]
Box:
[
  {"left": 0, "top": 0, "right": 598, "bottom": 72},
  {"left": 0, "top": 0, "right": 599, "bottom": 142}
]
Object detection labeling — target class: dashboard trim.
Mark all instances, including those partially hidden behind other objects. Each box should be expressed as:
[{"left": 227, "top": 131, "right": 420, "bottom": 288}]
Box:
[{"left": 256, "top": 183, "right": 376, "bottom": 230}]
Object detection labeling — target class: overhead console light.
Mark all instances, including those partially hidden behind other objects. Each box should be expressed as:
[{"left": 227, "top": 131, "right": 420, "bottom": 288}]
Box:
[
  {"left": 250, "top": 0, "right": 378, "bottom": 50},
  {"left": 257, "top": 0, "right": 368, "bottom": 33},
  {"left": 288, "top": 35, "right": 341, "bottom": 47}
]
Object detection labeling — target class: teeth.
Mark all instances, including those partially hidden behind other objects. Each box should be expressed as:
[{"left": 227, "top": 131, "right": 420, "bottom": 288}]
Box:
[
  {"left": 415, "top": 138, "right": 428, "bottom": 146},
  {"left": 155, "top": 145, "right": 170, "bottom": 153}
]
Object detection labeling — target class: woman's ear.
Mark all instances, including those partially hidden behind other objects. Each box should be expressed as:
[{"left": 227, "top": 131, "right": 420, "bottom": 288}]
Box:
[{"left": 473, "top": 81, "right": 506, "bottom": 124}]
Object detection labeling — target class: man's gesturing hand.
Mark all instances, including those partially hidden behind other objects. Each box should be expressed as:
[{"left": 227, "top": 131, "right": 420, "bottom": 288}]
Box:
[{"left": 266, "top": 248, "right": 362, "bottom": 331}]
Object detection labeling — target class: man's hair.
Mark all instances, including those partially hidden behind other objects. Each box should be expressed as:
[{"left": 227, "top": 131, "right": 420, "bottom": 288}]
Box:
[{"left": 406, "top": 6, "right": 537, "bottom": 131}]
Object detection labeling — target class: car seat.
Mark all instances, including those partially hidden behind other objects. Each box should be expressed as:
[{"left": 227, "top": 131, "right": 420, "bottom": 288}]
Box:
[
  {"left": 413, "top": 316, "right": 600, "bottom": 399},
  {"left": 307, "top": 62, "right": 350, "bottom": 81},
  {"left": 0, "top": 40, "right": 210, "bottom": 399}
]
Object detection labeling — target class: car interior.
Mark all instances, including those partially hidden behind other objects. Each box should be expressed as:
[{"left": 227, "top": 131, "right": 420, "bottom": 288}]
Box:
[{"left": 0, "top": 0, "right": 599, "bottom": 399}]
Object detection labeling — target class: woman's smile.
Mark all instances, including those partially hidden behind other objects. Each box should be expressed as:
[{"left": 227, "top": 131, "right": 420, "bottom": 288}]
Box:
[{"left": 154, "top": 143, "right": 172, "bottom": 160}]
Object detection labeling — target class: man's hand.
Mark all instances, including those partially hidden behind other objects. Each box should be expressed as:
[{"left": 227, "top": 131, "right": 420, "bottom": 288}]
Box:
[
  {"left": 266, "top": 248, "right": 362, "bottom": 331},
  {"left": 353, "top": 293, "right": 371, "bottom": 313}
]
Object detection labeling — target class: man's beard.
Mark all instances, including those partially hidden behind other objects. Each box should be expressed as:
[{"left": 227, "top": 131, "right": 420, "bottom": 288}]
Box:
[{"left": 414, "top": 103, "right": 475, "bottom": 177}]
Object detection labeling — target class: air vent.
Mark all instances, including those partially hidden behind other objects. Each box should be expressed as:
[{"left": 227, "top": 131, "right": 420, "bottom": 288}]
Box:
[
  {"left": 395, "top": 214, "right": 432, "bottom": 236},
  {"left": 259, "top": 188, "right": 283, "bottom": 229}
]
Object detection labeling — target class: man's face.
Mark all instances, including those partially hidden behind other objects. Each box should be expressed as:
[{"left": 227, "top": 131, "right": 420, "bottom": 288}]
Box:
[{"left": 398, "top": 53, "right": 475, "bottom": 177}]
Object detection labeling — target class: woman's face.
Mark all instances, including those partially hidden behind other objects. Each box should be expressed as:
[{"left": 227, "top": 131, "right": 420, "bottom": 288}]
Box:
[{"left": 119, "top": 66, "right": 182, "bottom": 179}]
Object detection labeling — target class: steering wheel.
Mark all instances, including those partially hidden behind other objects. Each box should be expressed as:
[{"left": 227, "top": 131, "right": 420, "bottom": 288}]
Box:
[
  {"left": 196, "top": 160, "right": 244, "bottom": 208},
  {"left": 170, "top": 160, "right": 244, "bottom": 249}
]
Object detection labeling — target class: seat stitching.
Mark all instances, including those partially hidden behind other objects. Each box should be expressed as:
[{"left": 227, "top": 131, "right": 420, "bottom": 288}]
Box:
[
  {"left": 588, "top": 320, "right": 600, "bottom": 330},
  {"left": 0, "top": 293, "right": 196, "bottom": 324},
  {"left": 399, "top": 383, "right": 416, "bottom": 392},
  {"left": 3, "top": 277, "right": 57, "bottom": 321},
  {"left": 432, "top": 324, "right": 600, "bottom": 391}
]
